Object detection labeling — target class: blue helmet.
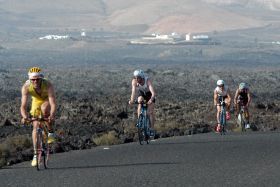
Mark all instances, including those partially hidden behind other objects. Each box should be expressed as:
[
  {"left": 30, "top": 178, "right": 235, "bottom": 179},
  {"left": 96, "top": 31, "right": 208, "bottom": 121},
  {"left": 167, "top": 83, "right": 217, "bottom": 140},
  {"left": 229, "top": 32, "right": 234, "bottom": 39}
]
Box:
[{"left": 239, "top": 82, "right": 247, "bottom": 90}]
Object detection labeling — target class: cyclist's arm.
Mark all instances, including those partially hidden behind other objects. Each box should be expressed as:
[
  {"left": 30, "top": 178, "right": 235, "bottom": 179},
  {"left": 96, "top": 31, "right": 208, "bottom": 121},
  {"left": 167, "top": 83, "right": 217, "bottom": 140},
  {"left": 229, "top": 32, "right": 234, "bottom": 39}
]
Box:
[
  {"left": 48, "top": 82, "right": 56, "bottom": 120},
  {"left": 213, "top": 90, "right": 218, "bottom": 106},
  {"left": 247, "top": 90, "right": 252, "bottom": 107},
  {"left": 234, "top": 89, "right": 239, "bottom": 105},
  {"left": 129, "top": 79, "right": 137, "bottom": 104},
  {"left": 20, "top": 84, "right": 29, "bottom": 120},
  {"left": 147, "top": 79, "right": 156, "bottom": 103},
  {"left": 226, "top": 88, "right": 232, "bottom": 102}
]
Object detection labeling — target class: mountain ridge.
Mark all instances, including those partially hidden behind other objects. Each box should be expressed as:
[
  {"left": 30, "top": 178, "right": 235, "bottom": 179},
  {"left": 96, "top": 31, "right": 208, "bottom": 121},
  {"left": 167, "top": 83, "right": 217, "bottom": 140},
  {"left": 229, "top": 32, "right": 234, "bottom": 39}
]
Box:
[{"left": 0, "top": 0, "right": 280, "bottom": 34}]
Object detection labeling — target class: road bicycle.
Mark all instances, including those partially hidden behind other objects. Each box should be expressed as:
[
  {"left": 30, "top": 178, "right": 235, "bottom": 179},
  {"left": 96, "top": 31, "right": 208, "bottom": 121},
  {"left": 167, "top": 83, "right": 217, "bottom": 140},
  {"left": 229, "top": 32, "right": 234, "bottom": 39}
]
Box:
[
  {"left": 238, "top": 104, "right": 248, "bottom": 132},
  {"left": 218, "top": 96, "right": 227, "bottom": 135},
  {"left": 26, "top": 117, "right": 50, "bottom": 171},
  {"left": 134, "top": 100, "right": 154, "bottom": 145}
]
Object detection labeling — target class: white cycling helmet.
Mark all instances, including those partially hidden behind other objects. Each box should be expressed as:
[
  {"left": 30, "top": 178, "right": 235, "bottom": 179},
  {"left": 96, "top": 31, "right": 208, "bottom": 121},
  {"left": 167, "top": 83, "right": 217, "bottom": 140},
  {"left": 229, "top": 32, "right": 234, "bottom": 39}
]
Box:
[
  {"left": 217, "top": 79, "right": 225, "bottom": 86},
  {"left": 133, "top": 69, "right": 145, "bottom": 78}
]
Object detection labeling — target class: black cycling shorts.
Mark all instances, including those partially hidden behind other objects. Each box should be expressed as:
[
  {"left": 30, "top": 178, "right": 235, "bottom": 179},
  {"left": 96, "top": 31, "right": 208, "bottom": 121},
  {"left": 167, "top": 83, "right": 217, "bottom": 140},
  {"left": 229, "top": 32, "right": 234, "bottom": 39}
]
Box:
[
  {"left": 218, "top": 95, "right": 227, "bottom": 103},
  {"left": 138, "top": 91, "right": 155, "bottom": 103},
  {"left": 238, "top": 99, "right": 248, "bottom": 106}
]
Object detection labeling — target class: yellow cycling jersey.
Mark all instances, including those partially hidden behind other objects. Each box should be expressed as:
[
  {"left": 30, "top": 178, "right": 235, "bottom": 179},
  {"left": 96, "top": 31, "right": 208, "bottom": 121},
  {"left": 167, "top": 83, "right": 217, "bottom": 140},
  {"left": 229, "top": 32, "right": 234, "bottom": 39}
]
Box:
[{"left": 28, "top": 79, "right": 49, "bottom": 117}]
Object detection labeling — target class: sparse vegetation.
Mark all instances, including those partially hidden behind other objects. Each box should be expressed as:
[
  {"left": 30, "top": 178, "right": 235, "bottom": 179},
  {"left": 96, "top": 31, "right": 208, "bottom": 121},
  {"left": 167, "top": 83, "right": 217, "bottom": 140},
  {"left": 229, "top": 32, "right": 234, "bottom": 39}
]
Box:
[
  {"left": 93, "top": 131, "right": 121, "bottom": 146},
  {"left": 0, "top": 135, "right": 32, "bottom": 168}
]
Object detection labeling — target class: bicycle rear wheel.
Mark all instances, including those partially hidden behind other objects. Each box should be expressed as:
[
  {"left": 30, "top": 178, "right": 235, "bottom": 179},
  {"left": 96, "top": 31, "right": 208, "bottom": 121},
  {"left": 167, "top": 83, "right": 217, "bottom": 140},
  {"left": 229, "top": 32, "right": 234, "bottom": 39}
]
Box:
[{"left": 36, "top": 131, "right": 43, "bottom": 170}]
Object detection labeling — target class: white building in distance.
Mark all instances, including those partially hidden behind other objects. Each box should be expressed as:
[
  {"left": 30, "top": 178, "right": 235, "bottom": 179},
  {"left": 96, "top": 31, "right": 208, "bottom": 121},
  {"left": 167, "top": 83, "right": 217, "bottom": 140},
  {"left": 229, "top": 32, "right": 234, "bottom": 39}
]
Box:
[{"left": 39, "top": 35, "right": 69, "bottom": 40}]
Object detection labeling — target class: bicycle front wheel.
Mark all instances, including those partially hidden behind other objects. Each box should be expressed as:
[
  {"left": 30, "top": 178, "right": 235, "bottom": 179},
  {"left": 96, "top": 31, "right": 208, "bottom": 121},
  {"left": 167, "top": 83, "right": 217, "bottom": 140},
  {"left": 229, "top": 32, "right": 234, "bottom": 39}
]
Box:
[
  {"left": 144, "top": 117, "right": 151, "bottom": 144},
  {"left": 137, "top": 115, "right": 145, "bottom": 145},
  {"left": 240, "top": 112, "right": 246, "bottom": 132},
  {"left": 42, "top": 130, "right": 49, "bottom": 169},
  {"left": 220, "top": 110, "right": 226, "bottom": 135},
  {"left": 36, "top": 131, "right": 43, "bottom": 170},
  {"left": 138, "top": 128, "right": 145, "bottom": 145}
]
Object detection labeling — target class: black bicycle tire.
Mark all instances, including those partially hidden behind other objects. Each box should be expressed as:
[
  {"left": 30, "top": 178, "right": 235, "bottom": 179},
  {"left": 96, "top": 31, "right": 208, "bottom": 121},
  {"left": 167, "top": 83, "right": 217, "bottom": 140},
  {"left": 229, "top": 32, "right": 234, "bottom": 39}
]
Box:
[
  {"left": 223, "top": 110, "right": 226, "bottom": 134},
  {"left": 220, "top": 109, "right": 226, "bottom": 135},
  {"left": 36, "top": 131, "right": 42, "bottom": 170},
  {"left": 145, "top": 117, "right": 150, "bottom": 144},
  {"left": 137, "top": 115, "right": 144, "bottom": 145},
  {"left": 241, "top": 112, "right": 246, "bottom": 132},
  {"left": 138, "top": 128, "right": 144, "bottom": 145},
  {"left": 43, "top": 131, "right": 49, "bottom": 169}
]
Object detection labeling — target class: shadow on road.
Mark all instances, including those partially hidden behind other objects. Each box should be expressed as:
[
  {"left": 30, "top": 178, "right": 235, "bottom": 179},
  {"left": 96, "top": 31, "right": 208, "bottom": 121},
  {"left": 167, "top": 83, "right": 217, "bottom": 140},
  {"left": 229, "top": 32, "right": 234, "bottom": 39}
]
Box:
[
  {"left": 49, "top": 162, "right": 179, "bottom": 171},
  {"left": 150, "top": 138, "right": 247, "bottom": 146},
  {"left": 1, "top": 162, "right": 179, "bottom": 171}
]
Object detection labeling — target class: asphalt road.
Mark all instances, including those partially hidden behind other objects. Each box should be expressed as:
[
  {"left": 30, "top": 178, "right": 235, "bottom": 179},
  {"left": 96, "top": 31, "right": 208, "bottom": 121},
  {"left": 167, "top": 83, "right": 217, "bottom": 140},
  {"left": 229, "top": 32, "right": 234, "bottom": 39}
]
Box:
[{"left": 1, "top": 132, "right": 280, "bottom": 187}]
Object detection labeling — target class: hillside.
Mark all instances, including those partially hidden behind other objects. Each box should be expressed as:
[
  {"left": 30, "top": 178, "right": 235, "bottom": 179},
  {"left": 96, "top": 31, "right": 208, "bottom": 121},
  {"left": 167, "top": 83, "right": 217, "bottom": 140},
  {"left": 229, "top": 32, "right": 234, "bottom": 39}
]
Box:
[{"left": 1, "top": 0, "right": 280, "bottom": 34}]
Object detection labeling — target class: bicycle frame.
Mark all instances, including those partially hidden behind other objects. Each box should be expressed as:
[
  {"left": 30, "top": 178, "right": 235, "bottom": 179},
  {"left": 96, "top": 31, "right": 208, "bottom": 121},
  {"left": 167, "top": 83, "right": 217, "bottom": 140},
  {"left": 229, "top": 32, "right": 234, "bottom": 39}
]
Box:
[
  {"left": 238, "top": 105, "right": 247, "bottom": 132},
  {"left": 219, "top": 97, "right": 227, "bottom": 135},
  {"left": 37, "top": 120, "right": 49, "bottom": 170},
  {"left": 135, "top": 101, "right": 151, "bottom": 145},
  {"left": 29, "top": 118, "right": 50, "bottom": 170}
]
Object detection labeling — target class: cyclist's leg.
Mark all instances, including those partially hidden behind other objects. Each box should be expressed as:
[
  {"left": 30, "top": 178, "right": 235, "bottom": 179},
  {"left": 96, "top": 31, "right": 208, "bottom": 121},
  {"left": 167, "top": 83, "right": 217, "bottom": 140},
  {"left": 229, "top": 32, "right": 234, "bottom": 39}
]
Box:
[
  {"left": 30, "top": 104, "right": 42, "bottom": 153},
  {"left": 246, "top": 108, "right": 250, "bottom": 122},
  {"left": 137, "top": 96, "right": 144, "bottom": 117},
  {"left": 41, "top": 101, "right": 56, "bottom": 143},
  {"left": 245, "top": 107, "right": 250, "bottom": 128},
  {"left": 144, "top": 91, "right": 155, "bottom": 129},
  {"left": 235, "top": 102, "right": 240, "bottom": 117},
  {"left": 148, "top": 103, "right": 155, "bottom": 129},
  {"left": 216, "top": 105, "right": 221, "bottom": 130},
  {"left": 30, "top": 120, "right": 40, "bottom": 166},
  {"left": 225, "top": 97, "right": 231, "bottom": 118},
  {"left": 225, "top": 97, "right": 231, "bottom": 111},
  {"left": 216, "top": 105, "right": 221, "bottom": 123},
  {"left": 243, "top": 100, "right": 250, "bottom": 128},
  {"left": 41, "top": 101, "right": 53, "bottom": 131},
  {"left": 32, "top": 121, "right": 40, "bottom": 152}
]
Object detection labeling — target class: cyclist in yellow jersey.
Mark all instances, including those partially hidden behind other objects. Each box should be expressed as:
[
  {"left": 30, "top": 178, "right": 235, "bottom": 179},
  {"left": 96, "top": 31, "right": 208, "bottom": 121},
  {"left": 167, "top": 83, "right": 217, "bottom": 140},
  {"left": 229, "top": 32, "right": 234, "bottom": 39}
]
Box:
[{"left": 20, "top": 67, "right": 56, "bottom": 167}]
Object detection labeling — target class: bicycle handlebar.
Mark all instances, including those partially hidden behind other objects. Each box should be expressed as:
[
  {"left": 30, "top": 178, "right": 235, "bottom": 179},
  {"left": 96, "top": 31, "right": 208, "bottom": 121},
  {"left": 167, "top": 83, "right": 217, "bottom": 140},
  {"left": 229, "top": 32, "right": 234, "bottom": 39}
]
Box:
[
  {"left": 132, "top": 100, "right": 148, "bottom": 105},
  {"left": 23, "top": 117, "right": 49, "bottom": 124}
]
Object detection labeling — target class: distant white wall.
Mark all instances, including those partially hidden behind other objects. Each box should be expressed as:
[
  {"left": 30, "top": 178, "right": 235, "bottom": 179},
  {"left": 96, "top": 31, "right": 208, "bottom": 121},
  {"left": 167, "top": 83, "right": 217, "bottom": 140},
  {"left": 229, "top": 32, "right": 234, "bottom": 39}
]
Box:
[
  {"left": 185, "top": 33, "right": 191, "bottom": 41},
  {"left": 39, "top": 35, "right": 69, "bottom": 40}
]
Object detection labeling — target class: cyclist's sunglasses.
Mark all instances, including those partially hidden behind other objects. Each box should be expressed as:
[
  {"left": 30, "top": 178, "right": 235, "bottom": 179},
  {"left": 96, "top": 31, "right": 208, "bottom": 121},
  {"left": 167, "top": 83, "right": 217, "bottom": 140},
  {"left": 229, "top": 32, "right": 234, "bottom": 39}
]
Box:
[
  {"left": 218, "top": 84, "right": 224, "bottom": 87},
  {"left": 30, "top": 78, "right": 41, "bottom": 82}
]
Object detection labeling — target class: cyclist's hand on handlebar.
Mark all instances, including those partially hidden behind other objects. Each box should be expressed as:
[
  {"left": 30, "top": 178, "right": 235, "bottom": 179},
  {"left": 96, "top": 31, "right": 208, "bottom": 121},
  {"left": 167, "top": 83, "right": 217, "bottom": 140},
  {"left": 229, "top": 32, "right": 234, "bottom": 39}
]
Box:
[
  {"left": 21, "top": 117, "right": 28, "bottom": 124},
  {"left": 48, "top": 115, "right": 55, "bottom": 123}
]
